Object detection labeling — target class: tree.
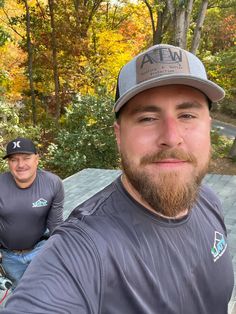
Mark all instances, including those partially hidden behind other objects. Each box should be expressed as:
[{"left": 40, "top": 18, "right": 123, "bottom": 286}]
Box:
[
  {"left": 22, "top": 0, "right": 37, "bottom": 125},
  {"left": 142, "top": 0, "right": 195, "bottom": 48},
  {"left": 142, "top": 0, "right": 236, "bottom": 52},
  {"left": 0, "top": 0, "right": 28, "bottom": 101},
  {"left": 199, "top": 8, "right": 236, "bottom": 102},
  {"left": 190, "top": 0, "right": 208, "bottom": 54},
  {"left": 73, "top": 0, "right": 103, "bottom": 39},
  {"left": 173, "top": 0, "right": 194, "bottom": 48},
  {"left": 86, "top": 1, "right": 151, "bottom": 95},
  {"left": 48, "top": 0, "right": 61, "bottom": 120}
]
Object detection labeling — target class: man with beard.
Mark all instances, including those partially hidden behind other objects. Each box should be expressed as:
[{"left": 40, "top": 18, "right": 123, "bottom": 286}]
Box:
[{"left": 2, "top": 44, "right": 234, "bottom": 313}]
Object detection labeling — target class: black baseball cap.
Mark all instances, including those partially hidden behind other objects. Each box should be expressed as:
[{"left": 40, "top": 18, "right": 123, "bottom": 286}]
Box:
[{"left": 3, "top": 137, "right": 37, "bottom": 159}]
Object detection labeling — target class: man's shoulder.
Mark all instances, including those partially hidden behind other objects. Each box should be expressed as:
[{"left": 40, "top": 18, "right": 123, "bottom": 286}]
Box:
[
  {"left": 56, "top": 178, "right": 131, "bottom": 255},
  {"left": 69, "top": 180, "right": 119, "bottom": 220},
  {"left": 198, "top": 183, "right": 225, "bottom": 223},
  {"left": 0, "top": 172, "right": 15, "bottom": 195},
  {"left": 65, "top": 176, "right": 138, "bottom": 243},
  {"left": 37, "top": 169, "right": 62, "bottom": 182},
  {"left": 199, "top": 183, "right": 220, "bottom": 205},
  {"left": 0, "top": 171, "right": 12, "bottom": 181}
]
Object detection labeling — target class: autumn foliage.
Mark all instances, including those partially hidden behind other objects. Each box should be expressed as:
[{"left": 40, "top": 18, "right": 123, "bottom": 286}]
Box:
[{"left": 0, "top": 0, "right": 235, "bottom": 176}]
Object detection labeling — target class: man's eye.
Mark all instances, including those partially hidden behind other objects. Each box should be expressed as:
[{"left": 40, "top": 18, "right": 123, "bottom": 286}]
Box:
[
  {"left": 138, "top": 117, "right": 157, "bottom": 122},
  {"left": 180, "top": 114, "right": 196, "bottom": 119}
]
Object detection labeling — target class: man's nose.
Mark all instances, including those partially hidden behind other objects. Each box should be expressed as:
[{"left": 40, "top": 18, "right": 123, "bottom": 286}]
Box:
[
  {"left": 17, "top": 159, "right": 25, "bottom": 167},
  {"left": 158, "top": 118, "right": 184, "bottom": 148}
]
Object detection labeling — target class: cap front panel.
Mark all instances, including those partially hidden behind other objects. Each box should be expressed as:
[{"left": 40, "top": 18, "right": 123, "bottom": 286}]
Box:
[
  {"left": 3, "top": 138, "right": 37, "bottom": 159},
  {"left": 136, "top": 46, "right": 190, "bottom": 84},
  {"left": 114, "top": 44, "right": 225, "bottom": 113}
]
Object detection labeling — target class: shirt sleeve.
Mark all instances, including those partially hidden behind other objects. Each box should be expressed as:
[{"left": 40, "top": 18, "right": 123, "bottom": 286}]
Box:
[
  {"left": 46, "top": 177, "right": 64, "bottom": 234},
  {"left": 2, "top": 222, "right": 103, "bottom": 314}
]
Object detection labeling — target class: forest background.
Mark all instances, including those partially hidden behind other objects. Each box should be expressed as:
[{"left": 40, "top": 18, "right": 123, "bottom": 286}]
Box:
[{"left": 0, "top": 0, "right": 235, "bottom": 179}]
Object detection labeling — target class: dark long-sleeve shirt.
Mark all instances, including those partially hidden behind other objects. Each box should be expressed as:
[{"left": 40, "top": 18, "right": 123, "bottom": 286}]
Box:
[
  {"left": 0, "top": 169, "right": 64, "bottom": 250},
  {"left": 2, "top": 177, "right": 234, "bottom": 313}
]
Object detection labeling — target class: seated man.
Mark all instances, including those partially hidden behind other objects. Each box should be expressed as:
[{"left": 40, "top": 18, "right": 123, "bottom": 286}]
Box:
[{"left": 0, "top": 137, "right": 64, "bottom": 288}]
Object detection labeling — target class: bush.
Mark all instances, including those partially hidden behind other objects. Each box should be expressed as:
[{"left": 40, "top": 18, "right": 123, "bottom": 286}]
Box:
[
  {"left": 44, "top": 94, "right": 119, "bottom": 178},
  {"left": 211, "top": 129, "right": 234, "bottom": 159}
]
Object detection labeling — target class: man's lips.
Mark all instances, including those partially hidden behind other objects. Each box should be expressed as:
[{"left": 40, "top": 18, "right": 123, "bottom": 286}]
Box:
[
  {"left": 149, "top": 159, "right": 190, "bottom": 168},
  {"left": 16, "top": 169, "right": 29, "bottom": 173},
  {"left": 154, "top": 159, "right": 188, "bottom": 164},
  {"left": 140, "top": 149, "right": 197, "bottom": 167}
]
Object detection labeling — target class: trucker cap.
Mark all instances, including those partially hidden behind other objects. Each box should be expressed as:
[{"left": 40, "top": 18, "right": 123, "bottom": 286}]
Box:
[
  {"left": 114, "top": 44, "right": 225, "bottom": 113},
  {"left": 3, "top": 137, "right": 37, "bottom": 159}
]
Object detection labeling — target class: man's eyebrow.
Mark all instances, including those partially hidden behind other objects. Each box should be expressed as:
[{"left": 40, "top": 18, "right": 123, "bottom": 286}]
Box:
[
  {"left": 176, "top": 102, "right": 206, "bottom": 110},
  {"left": 129, "top": 105, "right": 162, "bottom": 114},
  {"left": 126, "top": 101, "right": 207, "bottom": 116}
]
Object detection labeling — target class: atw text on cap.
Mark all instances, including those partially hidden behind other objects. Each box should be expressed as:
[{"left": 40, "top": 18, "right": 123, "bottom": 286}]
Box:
[
  {"left": 3, "top": 137, "right": 37, "bottom": 159},
  {"left": 114, "top": 44, "right": 225, "bottom": 113}
]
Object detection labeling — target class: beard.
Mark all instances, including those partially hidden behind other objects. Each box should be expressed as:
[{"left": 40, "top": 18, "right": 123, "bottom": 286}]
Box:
[{"left": 121, "top": 148, "right": 210, "bottom": 218}]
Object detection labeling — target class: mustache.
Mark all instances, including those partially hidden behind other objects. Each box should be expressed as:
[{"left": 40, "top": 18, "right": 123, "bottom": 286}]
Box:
[{"left": 140, "top": 149, "right": 197, "bottom": 166}]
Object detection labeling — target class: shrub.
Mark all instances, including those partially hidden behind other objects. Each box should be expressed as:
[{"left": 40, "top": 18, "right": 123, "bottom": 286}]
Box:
[
  {"left": 211, "top": 129, "right": 234, "bottom": 159},
  {"left": 44, "top": 94, "right": 119, "bottom": 178}
]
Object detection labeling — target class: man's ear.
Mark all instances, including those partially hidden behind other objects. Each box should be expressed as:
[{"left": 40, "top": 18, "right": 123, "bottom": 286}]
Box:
[
  {"left": 114, "top": 121, "right": 121, "bottom": 152},
  {"left": 35, "top": 154, "right": 40, "bottom": 165}
]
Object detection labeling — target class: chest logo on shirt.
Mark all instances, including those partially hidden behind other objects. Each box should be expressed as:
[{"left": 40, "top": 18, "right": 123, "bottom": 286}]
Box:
[
  {"left": 32, "top": 198, "right": 48, "bottom": 208},
  {"left": 211, "top": 231, "right": 227, "bottom": 262}
]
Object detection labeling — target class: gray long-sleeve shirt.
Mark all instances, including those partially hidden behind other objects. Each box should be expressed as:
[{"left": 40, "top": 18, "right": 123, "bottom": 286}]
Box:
[
  {"left": 1, "top": 177, "right": 234, "bottom": 313},
  {"left": 0, "top": 169, "right": 64, "bottom": 250}
]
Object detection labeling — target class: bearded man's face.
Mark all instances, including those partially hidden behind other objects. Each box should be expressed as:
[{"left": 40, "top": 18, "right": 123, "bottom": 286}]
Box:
[{"left": 114, "top": 85, "right": 211, "bottom": 217}]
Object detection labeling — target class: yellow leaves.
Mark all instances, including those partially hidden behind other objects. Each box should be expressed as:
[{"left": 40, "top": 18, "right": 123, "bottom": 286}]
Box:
[
  {"left": 84, "top": 29, "right": 135, "bottom": 94},
  {"left": 79, "top": 1, "right": 153, "bottom": 96},
  {"left": 0, "top": 0, "right": 27, "bottom": 101},
  {"left": 0, "top": 41, "right": 27, "bottom": 101},
  {"left": 87, "top": 118, "right": 97, "bottom": 126},
  {"left": 95, "top": 29, "right": 131, "bottom": 73},
  {"left": 0, "top": 0, "right": 25, "bottom": 39}
]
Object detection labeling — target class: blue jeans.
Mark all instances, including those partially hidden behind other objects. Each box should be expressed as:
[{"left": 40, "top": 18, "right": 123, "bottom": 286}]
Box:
[{"left": 1, "top": 240, "right": 46, "bottom": 288}]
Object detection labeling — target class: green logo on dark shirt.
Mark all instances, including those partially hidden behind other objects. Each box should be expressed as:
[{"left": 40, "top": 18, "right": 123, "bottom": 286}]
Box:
[
  {"left": 32, "top": 198, "right": 48, "bottom": 207},
  {"left": 211, "top": 231, "right": 227, "bottom": 262}
]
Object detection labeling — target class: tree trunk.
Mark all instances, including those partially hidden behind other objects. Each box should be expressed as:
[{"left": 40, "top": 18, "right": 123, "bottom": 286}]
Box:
[
  {"left": 190, "top": 0, "right": 209, "bottom": 54},
  {"left": 73, "top": 0, "right": 102, "bottom": 39},
  {"left": 48, "top": 0, "right": 61, "bottom": 120},
  {"left": 229, "top": 137, "right": 236, "bottom": 158},
  {"left": 144, "top": 0, "right": 169, "bottom": 45},
  {"left": 154, "top": 11, "right": 163, "bottom": 44},
  {"left": 166, "top": 0, "right": 175, "bottom": 15},
  {"left": 184, "top": 0, "right": 194, "bottom": 47},
  {"left": 174, "top": 0, "right": 194, "bottom": 49},
  {"left": 143, "top": 0, "right": 156, "bottom": 43},
  {"left": 174, "top": 6, "right": 186, "bottom": 48},
  {"left": 23, "top": 0, "right": 36, "bottom": 125}
]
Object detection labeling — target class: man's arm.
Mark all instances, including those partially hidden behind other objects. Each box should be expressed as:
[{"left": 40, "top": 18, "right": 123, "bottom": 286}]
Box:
[
  {"left": 47, "top": 177, "right": 65, "bottom": 234},
  {"left": 2, "top": 222, "right": 103, "bottom": 314}
]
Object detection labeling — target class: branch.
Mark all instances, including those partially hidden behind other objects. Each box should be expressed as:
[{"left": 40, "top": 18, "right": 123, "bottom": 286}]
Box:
[
  {"left": 35, "top": 0, "right": 47, "bottom": 20},
  {"left": 2, "top": 8, "right": 24, "bottom": 39},
  {"left": 143, "top": 0, "right": 155, "bottom": 37}
]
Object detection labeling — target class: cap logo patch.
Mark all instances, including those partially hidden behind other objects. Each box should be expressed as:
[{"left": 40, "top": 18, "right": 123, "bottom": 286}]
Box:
[
  {"left": 136, "top": 47, "right": 190, "bottom": 84},
  {"left": 12, "top": 141, "right": 21, "bottom": 149}
]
